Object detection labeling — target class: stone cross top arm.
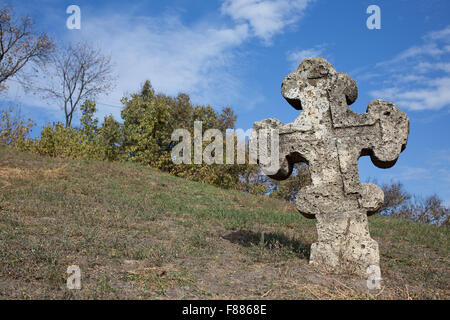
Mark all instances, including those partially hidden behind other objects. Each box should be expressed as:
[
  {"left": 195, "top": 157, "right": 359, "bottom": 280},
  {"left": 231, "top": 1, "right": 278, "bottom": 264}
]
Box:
[{"left": 253, "top": 58, "right": 409, "bottom": 275}]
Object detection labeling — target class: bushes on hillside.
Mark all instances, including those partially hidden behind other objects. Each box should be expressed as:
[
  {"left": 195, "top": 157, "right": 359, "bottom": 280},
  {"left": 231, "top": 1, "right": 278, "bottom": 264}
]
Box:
[
  {"left": 379, "top": 181, "right": 449, "bottom": 226},
  {"left": 0, "top": 107, "right": 34, "bottom": 147},
  {"left": 119, "top": 80, "right": 254, "bottom": 190},
  {"left": 1, "top": 81, "right": 448, "bottom": 227},
  {"left": 33, "top": 100, "right": 121, "bottom": 161},
  {"left": 2, "top": 81, "right": 258, "bottom": 191}
]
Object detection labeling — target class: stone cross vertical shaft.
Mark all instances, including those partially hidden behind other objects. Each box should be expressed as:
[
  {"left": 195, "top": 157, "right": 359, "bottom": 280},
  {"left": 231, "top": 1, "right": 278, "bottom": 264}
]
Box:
[{"left": 253, "top": 58, "right": 409, "bottom": 276}]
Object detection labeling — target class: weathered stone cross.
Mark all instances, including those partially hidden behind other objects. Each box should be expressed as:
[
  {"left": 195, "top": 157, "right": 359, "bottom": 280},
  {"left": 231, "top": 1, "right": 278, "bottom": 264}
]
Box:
[{"left": 253, "top": 58, "right": 409, "bottom": 276}]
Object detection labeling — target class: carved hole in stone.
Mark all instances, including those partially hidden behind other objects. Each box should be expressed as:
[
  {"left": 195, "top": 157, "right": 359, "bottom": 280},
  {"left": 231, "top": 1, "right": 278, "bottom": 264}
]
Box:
[
  {"left": 285, "top": 97, "right": 303, "bottom": 110},
  {"left": 384, "top": 111, "right": 391, "bottom": 116},
  {"left": 357, "top": 156, "right": 381, "bottom": 199},
  {"left": 286, "top": 162, "right": 312, "bottom": 199},
  {"left": 360, "top": 147, "right": 395, "bottom": 169},
  {"left": 361, "top": 244, "right": 366, "bottom": 249}
]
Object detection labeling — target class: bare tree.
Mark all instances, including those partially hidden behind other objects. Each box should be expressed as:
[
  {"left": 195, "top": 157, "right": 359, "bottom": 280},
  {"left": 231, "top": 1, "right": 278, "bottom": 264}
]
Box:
[
  {"left": 0, "top": 5, "right": 53, "bottom": 90},
  {"left": 378, "top": 180, "right": 449, "bottom": 226},
  {"left": 39, "top": 42, "right": 116, "bottom": 127}
]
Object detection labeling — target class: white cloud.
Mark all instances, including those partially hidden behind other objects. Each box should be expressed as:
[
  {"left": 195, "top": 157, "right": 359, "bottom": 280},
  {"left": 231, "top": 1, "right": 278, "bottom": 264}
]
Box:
[
  {"left": 415, "top": 62, "right": 450, "bottom": 73},
  {"left": 2, "top": 1, "right": 315, "bottom": 123},
  {"left": 2, "top": 11, "right": 254, "bottom": 121},
  {"left": 371, "top": 77, "right": 450, "bottom": 111},
  {"left": 286, "top": 45, "right": 326, "bottom": 69},
  {"left": 391, "top": 166, "right": 432, "bottom": 181},
  {"left": 376, "top": 26, "right": 450, "bottom": 68},
  {"left": 79, "top": 14, "right": 253, "bottom": 118},
  {"left": 367, "top": 25, "right": 450, "bottom": 111},
  {"left": 427, "top": 26, "right": 450, "bottom": 41},
  {"left": 377, "top": 43, "right": 450, "bottom": 67},
  {"left": 221, "top": 0, "right": 312, "bottom": 43},
  {"left": 2, "top": 0, "right": 317, "bottom": 122},
  {"left": 376, "top": 166, "right": 434, "bottom": 183}
]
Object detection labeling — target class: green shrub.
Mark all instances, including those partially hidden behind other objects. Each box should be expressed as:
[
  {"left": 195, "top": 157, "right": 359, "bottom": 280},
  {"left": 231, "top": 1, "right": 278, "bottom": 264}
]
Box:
[
  {"left": 34, "top": 100, "right": 107, "bottom": 160},
  {"left": 0, "top": 107, "right": 34, "bottom": 147}
]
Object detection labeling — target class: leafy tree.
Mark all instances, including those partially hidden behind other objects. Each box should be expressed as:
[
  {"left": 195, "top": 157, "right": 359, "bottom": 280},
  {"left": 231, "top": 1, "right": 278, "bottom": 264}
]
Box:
[
  {"left": 100, "top": 114, "right": 122, "bottom": 161},
  {"left": 120, "top": 81, "right": 254, "bottom": 190},
  {"left": 36, "top": 123, "right": 87, "bottom": 158},
  {"left": 121, "top": 81, "right": 173, "bottom": 167},
  {"left": 36, "top": 100, "right": 101, "bottom": 160},
  {"left": 80, "top": 99, "right": 99, "bottom": 142},
  {"left": 218, "top": 107, "right": 237, "bottom": 131},
  {"left": 0, "top": 106, "right": 34, "bottom": 146}
]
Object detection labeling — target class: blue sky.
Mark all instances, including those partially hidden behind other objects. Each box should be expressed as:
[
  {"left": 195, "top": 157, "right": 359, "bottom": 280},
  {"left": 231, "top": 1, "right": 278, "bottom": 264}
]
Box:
[{"left": 1, "top": 0, "right": 449, "bottom": 205}]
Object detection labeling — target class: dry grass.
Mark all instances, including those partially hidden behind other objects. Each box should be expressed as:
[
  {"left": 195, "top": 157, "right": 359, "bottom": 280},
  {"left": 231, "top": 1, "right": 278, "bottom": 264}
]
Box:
[{"left": 0, "top": 145, "right": 448, "bottom": 299}]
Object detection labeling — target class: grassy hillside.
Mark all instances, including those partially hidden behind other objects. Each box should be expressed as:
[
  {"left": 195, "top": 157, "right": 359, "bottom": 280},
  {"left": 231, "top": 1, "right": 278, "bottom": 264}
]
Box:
[{"left": 0, "top": 145, "right": 448, "bottom": 299}]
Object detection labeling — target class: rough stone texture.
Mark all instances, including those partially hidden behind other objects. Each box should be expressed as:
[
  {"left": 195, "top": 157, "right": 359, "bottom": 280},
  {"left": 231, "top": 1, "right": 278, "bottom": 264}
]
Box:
[{"left": 253, "top": 58, "right": 409, "bottom": 276}]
